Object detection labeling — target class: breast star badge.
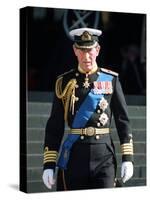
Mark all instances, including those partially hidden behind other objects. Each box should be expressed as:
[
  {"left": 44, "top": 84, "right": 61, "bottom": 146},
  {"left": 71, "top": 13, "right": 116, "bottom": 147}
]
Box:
[
  {"left": 83, "top": 81, "right": 90, "bottom": 88},
  {"left": 83, "top": 77, "right": 90, "bottom": 89}
]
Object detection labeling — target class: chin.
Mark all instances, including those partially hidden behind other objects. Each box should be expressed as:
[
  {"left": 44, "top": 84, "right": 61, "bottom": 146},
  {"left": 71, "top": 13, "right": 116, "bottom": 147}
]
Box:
[{"left": 84, "top": 65, "right": 93, "bottom": 72}]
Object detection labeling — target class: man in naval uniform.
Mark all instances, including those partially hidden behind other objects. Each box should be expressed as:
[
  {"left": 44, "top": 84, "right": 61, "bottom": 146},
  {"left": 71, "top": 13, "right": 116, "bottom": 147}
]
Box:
[{"left": 42, "top": 28, "right": 134, "bottom": 191}]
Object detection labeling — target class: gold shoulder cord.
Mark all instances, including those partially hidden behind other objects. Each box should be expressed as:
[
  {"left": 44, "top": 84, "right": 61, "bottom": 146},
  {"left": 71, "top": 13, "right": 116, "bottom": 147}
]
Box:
[{"left": 55, "top": 76, "right": 77, "bottom": 122}]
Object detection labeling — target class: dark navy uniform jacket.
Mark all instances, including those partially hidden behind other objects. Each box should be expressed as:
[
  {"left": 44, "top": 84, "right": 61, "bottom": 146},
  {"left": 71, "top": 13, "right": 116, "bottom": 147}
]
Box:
[{"left": 43, "top": 67, "right": 133, "bottom": 170}]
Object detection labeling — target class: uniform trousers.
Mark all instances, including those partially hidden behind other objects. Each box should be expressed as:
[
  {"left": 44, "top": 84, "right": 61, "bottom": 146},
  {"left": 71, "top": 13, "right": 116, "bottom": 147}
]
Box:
[{"left": 57, "top": 135, "right": 116, "bottom": 191}]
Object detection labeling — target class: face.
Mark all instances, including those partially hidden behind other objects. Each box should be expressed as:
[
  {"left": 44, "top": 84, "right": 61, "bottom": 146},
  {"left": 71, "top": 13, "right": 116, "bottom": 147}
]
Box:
[{"left": 73, "top": 45, "right": 100, "bottom": 72}]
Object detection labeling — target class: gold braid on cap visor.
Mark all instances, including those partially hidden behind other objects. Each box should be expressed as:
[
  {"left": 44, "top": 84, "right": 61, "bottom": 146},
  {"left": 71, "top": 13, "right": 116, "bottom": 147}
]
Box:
[{"left": 74, "top": 41, "right": 98, "bottom": 49}]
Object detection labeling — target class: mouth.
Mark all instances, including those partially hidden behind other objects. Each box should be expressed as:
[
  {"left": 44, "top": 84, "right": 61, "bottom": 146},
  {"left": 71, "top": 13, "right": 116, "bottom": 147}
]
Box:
[{"left": 83, "top": 61, "right": 91, "bottom": 64}]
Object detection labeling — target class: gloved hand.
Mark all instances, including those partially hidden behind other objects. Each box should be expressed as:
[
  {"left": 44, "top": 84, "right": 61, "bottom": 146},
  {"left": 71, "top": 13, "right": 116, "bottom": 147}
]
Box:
[
  {"left": 121, "top": 161, "right": 133, "bottom": 183},
  {"left": 42, "top": 169, "right": 55, "bottom": 189}
]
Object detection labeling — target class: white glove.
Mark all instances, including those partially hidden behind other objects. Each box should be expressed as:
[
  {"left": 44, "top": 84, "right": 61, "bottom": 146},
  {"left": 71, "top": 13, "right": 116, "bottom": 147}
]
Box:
[
  {"left": 42, "top": 169, "right": 55, "bottom": 189},
  {"left": 121, "top": 161, "right": 134, "bottom": 183}
]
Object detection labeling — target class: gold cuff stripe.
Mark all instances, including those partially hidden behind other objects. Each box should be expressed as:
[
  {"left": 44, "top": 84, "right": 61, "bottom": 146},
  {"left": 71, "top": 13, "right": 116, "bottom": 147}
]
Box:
[
  {"left": 44, "top": 158, "right": 57, "bottom": 161},
  {"left": 121, "top": 150, "right": 133, "bottom": 154},
  {"left": 121, "top": 143, "right": 133, "bottom": 146},
  {"left": 43, "top": 149, "right": 58, "bottom": 164},
  {"left": 121, "top": 143, "right": 133, "bottom": 155},
  {"left": 44, "top": 155, "right": 57, "bottom": 159},
  {"left": 121, "top": 147, "right": 133, "bottom": 150},
  {"left": 121, "top": 145, "right": 133, "bottom": 148},
  {"left": 44, "top": 154, "right": 57, "bottom": 157},
  {"left": 121, "top": 146, "right": 133, "bottom": 149},
  {"left": 122, "top": 152, "right": 134, "bottom": 155},
  {"left": 121, "top": 144, "right": 133, "bottom": 147},
  {"left": 44, "top": 153, "right": 57, "bottom": 155},
  {"left": 44, "top": 151, "right": 58, "bottom": 155},
  {"left": 44, "top": 153, "right": 58, "bottom": 156},
  {"left": 121, "top": 144, "right": 133, "bottom": 149},
  {"left": 121, "top": 149, "right": 133, "bottom": 152},
  {"left": 44, "top": 157, "right": 57, "bottom": 161},
  {"left": 44, "top": 149, "right": 58, "bottom": 154},
  {"left": 43, "top": 159, "right": 56, "bottom": 164}
]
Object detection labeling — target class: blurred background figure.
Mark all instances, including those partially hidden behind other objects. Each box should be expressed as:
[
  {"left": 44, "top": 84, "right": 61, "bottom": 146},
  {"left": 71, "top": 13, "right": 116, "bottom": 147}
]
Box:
[{"left": 120, "top": 44, "right": 145, "bottom": 95}]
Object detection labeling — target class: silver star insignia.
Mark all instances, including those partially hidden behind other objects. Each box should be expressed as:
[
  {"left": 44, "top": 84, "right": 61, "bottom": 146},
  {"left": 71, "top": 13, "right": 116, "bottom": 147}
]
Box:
[{"left": 83, "top": 81, "right": 90, "bottom": 88}]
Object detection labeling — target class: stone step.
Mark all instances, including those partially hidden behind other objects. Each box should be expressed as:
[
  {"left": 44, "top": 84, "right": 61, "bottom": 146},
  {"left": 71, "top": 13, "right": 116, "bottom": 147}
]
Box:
[
  {"left": 27, "top": 165, "right": 146, "bottom": 182},
  {"left": 123, "top": 178, "right": 146, "bottom": 187},
  {"left": 27, "top": 141, "right": 146, "bottom": 154},
  {"left": 28, "top": 92, "right": 146, "bottom": 105},
  {"left": 26, "top": 154, "right": 146, "bottom": 168},
  {"left": 127, "top": 106, "right": 146, "bottom": 117},
  {"left": 27, "top": 128, "right": 146, "bottom": 142},
  {"left": 110, "top": 129, "right": 146, "bottom": 141},
  {"left": 111, "top": 116, "right": 146, "bottom": 129},
  {"left": 28, "top": 102, "right": 146, "bottom": 117},
  {"left": 27, "top": 115, "right": 146, "bottom": 129},
  {"left": 27, "top": 115, "right": 48, "bottom": 129},
  {"left": 26, "top": 178, "right": 146, "bottom": 193},
  {"left": 27, "top": 180, "right": 56, "bottom": 193},
  {"left": 28, "top": 102, "right": 52, "bottom": 116}
]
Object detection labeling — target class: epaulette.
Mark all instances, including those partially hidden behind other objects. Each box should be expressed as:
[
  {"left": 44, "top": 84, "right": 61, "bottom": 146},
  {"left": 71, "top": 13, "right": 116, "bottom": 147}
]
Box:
[
  {"left": 101, "top": 68, "right": 118, "bottom": 76},
  {"left": 57, "top": 69, "right": 75, "bottom": 79}
]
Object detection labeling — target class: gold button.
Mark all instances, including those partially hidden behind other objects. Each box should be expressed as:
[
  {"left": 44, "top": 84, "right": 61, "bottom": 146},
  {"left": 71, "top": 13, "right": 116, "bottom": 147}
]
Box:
[
  {"left": 75, "top": 97, "right": 79, "bottom": 101},
  {"left": 75, "top": 73, "right": 79, "bottom": 77},
  {"left": 97, "top": 122, "right": 101, "bottom": 127},
  {"left": 80, "top": 135, "right": 84, "bottom": 140},
  {"left": 95, "top": 135, "right": 100, "bottom": 140}
]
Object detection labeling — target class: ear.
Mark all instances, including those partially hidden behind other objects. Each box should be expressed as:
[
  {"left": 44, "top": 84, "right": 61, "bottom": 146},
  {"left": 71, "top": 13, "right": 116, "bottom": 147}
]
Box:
[
  {"left": 96, "top": 45, "right": 101, "bottom": 56},
  {"left": 73, "top": 45, "right": 78, "bottom": 56}
]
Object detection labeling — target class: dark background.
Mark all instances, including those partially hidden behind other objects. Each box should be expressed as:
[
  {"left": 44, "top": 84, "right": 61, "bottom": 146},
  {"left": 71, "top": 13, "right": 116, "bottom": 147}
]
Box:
[{"left": 26, "top": 7, "right": 146, "bottom": 95}]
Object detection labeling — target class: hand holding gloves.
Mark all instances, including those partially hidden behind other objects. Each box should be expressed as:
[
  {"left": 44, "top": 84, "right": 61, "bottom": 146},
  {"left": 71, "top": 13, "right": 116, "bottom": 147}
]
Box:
[
  {"left": 121, "top": 161, "right": 133, "bottom": 183},
  {"left": 42, "top": 169, "right": 55, "bottom": 189}
]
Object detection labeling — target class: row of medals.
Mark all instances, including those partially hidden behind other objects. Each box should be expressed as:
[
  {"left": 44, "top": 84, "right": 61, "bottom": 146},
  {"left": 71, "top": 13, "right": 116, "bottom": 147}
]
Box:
[{"left": 74, "top": 72, "right": 109, "bottom": 139}]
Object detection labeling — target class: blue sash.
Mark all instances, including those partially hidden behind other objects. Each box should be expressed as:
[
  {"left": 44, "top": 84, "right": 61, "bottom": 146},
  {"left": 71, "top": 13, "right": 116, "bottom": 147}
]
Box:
[{"left": 57, "top": 72, "right": 113, "bottom": 169}]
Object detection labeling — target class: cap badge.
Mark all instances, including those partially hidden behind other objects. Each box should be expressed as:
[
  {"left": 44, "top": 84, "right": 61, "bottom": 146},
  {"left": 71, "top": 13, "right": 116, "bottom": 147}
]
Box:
[{"left": 81, "top": 31, "right": 92, "bottom": 41}]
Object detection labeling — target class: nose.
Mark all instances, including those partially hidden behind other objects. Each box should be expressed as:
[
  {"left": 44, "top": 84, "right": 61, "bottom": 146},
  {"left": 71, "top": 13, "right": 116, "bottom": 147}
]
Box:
[{"left": 84, "top": 52, "right": 90, "bottom": 60}]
